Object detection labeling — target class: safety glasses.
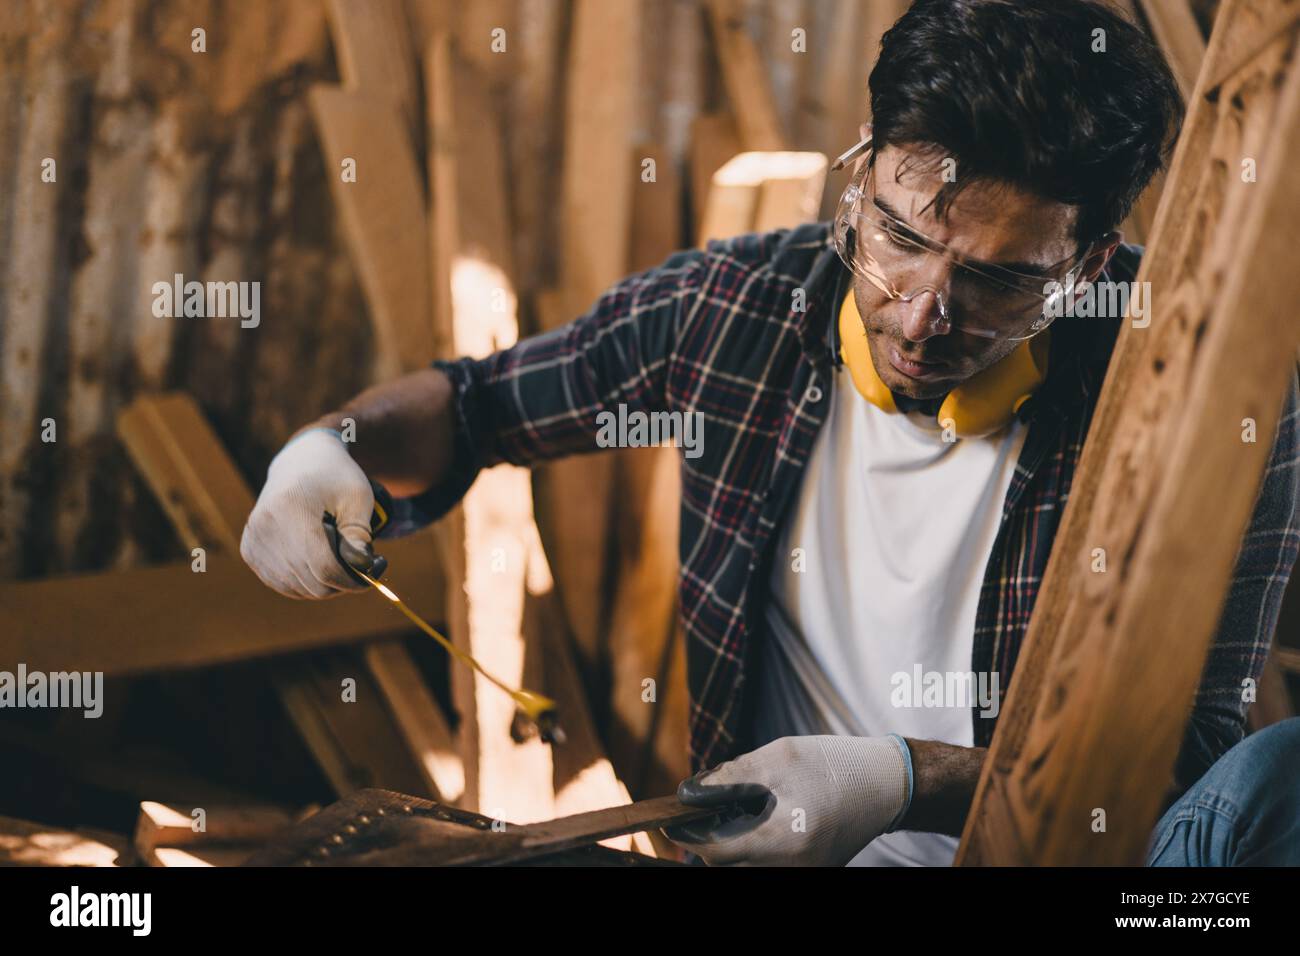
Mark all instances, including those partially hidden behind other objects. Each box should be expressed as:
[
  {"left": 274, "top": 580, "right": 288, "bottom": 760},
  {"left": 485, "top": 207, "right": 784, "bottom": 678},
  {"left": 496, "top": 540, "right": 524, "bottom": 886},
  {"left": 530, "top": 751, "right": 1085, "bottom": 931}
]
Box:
[{"left": 830, "top": 133, "right": 1088, "bottom": 341}]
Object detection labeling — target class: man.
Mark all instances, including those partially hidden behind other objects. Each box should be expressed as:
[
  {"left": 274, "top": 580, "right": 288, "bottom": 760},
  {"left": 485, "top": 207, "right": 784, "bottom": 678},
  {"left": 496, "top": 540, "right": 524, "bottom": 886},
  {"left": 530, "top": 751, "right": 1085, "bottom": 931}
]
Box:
[{"left": 241, "top": 0, "right": 1300, "bottom": 865}]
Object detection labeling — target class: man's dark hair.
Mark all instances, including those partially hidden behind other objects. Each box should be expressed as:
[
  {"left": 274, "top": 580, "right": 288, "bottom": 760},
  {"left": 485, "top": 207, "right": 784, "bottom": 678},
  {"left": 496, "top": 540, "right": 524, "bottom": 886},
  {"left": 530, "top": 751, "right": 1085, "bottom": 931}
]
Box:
[{"left": 869, "top": 0, "right": 1185, "bottom": 245}]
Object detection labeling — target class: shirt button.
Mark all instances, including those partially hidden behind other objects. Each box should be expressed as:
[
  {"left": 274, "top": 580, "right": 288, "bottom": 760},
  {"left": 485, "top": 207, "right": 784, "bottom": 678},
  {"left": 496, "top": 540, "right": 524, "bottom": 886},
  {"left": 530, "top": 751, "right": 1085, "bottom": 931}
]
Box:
[{"left": 805, "top": 384, "right": 824, "bottom": 403}]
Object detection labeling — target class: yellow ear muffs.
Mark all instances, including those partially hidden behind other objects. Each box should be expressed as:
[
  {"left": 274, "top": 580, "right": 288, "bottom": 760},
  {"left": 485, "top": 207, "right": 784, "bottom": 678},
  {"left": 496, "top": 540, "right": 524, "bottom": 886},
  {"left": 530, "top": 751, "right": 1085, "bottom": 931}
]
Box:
[{"left": 837, "top": 290, "right": 1049, "bottom": 439}]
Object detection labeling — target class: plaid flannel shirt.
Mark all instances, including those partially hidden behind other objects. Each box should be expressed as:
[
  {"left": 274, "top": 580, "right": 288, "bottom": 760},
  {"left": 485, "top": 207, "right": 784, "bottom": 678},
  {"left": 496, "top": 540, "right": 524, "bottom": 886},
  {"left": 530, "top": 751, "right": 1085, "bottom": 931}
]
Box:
[{"left": 400, "top": 221, "right": 1300, "bottom": 795}]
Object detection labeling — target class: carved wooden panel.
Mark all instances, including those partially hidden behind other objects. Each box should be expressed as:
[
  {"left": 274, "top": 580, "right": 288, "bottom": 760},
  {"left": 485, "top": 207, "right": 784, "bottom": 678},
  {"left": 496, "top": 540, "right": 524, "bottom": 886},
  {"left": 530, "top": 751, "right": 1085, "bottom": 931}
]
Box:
[{"left": 958, "top": 0, "right": 1300, "bottom": 866}]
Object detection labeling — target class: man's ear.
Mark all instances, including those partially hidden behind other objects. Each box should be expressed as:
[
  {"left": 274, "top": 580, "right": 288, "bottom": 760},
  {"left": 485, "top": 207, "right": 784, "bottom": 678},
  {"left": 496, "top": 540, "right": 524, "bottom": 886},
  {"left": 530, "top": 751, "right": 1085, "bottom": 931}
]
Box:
[{"left": 1077, "top": 231, "right": 1123, "bottom": 286}]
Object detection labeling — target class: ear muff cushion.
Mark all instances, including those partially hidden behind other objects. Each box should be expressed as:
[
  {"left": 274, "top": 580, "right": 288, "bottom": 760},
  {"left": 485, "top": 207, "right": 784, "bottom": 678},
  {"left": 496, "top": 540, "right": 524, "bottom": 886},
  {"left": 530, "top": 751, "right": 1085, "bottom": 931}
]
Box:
[
  {"left": 838, "top": 289, "right": 1048, "bottom": 438},
  {"left": 838, "top": 290, "right": 896, "bottom": 413}
]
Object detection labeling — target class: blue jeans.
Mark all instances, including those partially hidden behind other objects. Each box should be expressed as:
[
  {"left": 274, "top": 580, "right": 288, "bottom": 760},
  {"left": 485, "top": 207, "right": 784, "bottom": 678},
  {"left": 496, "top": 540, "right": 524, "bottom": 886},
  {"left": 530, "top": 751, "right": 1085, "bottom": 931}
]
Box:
[{"left": 1145, "top": 717, "right": 1300, "bottom": 866}]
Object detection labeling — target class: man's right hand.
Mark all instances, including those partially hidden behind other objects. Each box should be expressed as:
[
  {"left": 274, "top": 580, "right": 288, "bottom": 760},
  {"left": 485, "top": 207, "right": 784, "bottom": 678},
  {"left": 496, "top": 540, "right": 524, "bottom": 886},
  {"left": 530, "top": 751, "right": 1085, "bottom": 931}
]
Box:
[{"left": 240, "top": 428, "right": 377, "bottom": 599}]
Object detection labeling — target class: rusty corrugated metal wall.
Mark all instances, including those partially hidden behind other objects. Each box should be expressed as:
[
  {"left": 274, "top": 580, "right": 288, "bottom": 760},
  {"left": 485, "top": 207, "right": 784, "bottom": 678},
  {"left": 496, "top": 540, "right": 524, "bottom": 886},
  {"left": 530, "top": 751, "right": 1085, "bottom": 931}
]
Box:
[
  {"left": 0, "top": 0, "right": 367, "bottom": 578},
  {"left": 0, "top": 0, "right": 898, "bottom": 580}
]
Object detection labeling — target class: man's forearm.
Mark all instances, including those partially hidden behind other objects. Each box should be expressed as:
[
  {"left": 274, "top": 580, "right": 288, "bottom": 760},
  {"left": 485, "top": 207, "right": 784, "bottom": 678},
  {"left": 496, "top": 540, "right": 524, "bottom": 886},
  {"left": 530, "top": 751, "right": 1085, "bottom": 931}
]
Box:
[
  {"left": 898, "top": 739, "right": 986, "bottom": 837},
  {"left": 299, "top": 367, "right": 456, "bottom": 498}
]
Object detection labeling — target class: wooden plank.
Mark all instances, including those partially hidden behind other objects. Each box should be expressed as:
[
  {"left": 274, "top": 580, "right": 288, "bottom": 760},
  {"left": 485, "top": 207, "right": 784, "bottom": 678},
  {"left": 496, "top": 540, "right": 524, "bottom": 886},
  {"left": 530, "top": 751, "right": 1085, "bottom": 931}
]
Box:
[
  {"left": 116, "top": 393, "right": 456, "bottom": 802},
  {"left": 1203, "top": 0, "right": 1300, "bottom": 92},
  {"left": 628, "top": 141, "right": 683, "bottom": 274},
  {"left": 501, "top": 0, "right": 568, "bottom": 296},
  {"left": 704, "top": 0, "right": 786, "bottom": 151},
  {"left": 958, "top": 0, "right": 1300, "bottom": 866},
  {"left": 244, "top": 788, "right": 669, "bottom": 866},
  {"left": 529, "top": 542, "right": 653, "bottom": 854},
  {"left": 697, "top": 151, "right": 828, "bottom": 245},
  {"left": 150, "top": 847, "right": 257, "bottom": 867},
  {"left": 1138, "top": 0, "right": 1208, "bottom": 99},
  {"left": 344, "top": 793, "right": 700, "bottom": 866},
  {"left": 1120, "top": 1, "right": 1207, "bottom": 242},
  {"left": 313, "top": 19, "right": 466, "bottom": 791},
  {"left": 0, "top": 815, "right": 127, "bottom": 867},
  {"left": 363, "top": 642, "right": 465, "bottom": 801},
  {"left": 688, "top": 111, "right": 743, "bottom": 240},
  {"left": 117, "top": 393, "right": 253, "bottom": 551},
  {"left": 133, "top": 801, "right": 293, "bottom": 858},
  {"left": 531, "top": 0, "right": 643, "bottom": 677},
  {"left": 308, "top": 86, "right": 433, "bottom": 381},
  {"left": 280, "top": 652, "right": 432, "bottom": 796},
  {"left": 324, "top": 0, "right": 421, "bottom": 142},
  {"left": 559, "top": 0, "right": 641, "bottom": 309},
  {"left": 0, "top": 540, "right": 443, "bottom": 676},
  {"left": 796, "top": 0, "right": 857, "bottom": 152}
]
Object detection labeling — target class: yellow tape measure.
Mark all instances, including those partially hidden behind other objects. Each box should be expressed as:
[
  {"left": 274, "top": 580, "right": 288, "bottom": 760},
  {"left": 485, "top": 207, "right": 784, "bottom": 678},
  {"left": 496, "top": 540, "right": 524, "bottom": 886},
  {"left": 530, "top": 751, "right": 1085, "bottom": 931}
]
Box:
[{"left": 323, "top": 503, "right": 564, "bottom": 744}]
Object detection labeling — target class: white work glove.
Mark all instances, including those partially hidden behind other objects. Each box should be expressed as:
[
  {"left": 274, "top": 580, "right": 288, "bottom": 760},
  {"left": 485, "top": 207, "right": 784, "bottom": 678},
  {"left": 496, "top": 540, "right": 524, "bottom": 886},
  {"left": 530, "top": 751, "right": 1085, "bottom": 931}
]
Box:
[
  {"left": 665, "top": 735, "right": 913, "bottom": 866},
  {"left": 240, "top": 428, "right": 378, "bottom": 599}
]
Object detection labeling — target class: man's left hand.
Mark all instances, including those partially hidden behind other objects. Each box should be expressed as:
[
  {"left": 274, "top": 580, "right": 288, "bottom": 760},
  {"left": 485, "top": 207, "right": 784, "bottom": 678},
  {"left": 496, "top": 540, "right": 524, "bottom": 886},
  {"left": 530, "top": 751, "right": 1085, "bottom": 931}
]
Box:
[{"left": 664, "top": 734, "right": 913, "bottom": 866}]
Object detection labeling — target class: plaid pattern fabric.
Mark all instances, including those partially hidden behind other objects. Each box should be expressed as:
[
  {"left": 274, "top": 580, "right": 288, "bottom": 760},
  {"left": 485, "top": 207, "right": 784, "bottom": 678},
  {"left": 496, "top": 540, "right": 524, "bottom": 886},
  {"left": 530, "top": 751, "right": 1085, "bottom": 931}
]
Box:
[{"left": 406, "top": 221, "right": 1300, "bottom": 791}]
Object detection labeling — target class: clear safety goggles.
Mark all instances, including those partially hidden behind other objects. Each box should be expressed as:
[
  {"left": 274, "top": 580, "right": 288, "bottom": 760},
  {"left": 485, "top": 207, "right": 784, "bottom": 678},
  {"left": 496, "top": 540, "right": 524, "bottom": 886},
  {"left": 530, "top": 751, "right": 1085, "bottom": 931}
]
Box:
[{"left": 830, "top": 134, "right": 1088, "bottom": 342}]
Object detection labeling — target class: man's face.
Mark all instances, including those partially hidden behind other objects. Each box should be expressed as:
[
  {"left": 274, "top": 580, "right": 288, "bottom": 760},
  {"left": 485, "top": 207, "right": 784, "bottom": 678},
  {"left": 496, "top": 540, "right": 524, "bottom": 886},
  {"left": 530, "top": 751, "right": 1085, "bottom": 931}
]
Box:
[{"left": 852, "top": 144, "right": 1083, "bottom": 400}]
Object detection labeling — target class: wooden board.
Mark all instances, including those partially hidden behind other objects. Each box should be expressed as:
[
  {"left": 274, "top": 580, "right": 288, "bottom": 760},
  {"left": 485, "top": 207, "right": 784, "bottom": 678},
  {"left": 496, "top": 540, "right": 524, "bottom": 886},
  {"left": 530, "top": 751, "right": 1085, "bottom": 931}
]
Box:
[
  {"left": 150, "top": 846, "right": 257, "bottom": 867},
  {"left": 0, "top": 540, "right": 443, "bottom": 675},
  {"left": 324, "top": 0, "right": 421, "bottom": 143},
  {"left": 1120, "top": 1, "right": 1208, "bottom": 243},
  {"left": 133, "top": 801, "right": 293, "bottom": 857},
  {"left": 688, "top": 111, "right": 744, "bottom": 241},
  {"left": 308, "top": 86, "right": 434, "bottom": 381},
  {"left": 526, "top": 543, "right": 652, "bottom": 853},
  {"left": 1138, "top": 0, "right": 1209, "bottom": 99},
  {"left": 559, "top": 0, "right": 641, "bottom": 310},
  {"left": 704, "top": 0, "right": 785, "bottom": 151},
  {"left": 243, "top": 788, "right": 672, "bottom": 866},
  {"left": 628, "top": 141, "right": 684, "bottom": 274},
  {"left": 0, "top": 815, "right": 127, "bottom": 867},
  {"left": 958, "top": 0, "right": 1300, "bottom": 866},
  {"left": 697, "top": 151, "right": 828, "bottom": 245},
  {"left": 527, "top": 0, "right": 644, "bottom": 677},
  {"left": 363, "top": 642, "right": 465, "bottom": 801}
]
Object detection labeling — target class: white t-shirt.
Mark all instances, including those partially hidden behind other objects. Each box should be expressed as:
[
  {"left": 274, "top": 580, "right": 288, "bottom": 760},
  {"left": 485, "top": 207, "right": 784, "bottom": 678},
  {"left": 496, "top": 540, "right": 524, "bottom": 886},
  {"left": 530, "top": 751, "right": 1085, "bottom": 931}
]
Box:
[{"left": 752, "top": 363, "right": 1028, "bottom": 866}]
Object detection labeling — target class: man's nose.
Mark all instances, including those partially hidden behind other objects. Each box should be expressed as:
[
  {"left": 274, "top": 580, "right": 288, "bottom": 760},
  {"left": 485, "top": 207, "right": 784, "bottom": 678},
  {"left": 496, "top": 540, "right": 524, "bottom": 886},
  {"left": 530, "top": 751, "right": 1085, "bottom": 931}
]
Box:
[{"left": 899, "top": 289, "right": 950, "bottom": 342}]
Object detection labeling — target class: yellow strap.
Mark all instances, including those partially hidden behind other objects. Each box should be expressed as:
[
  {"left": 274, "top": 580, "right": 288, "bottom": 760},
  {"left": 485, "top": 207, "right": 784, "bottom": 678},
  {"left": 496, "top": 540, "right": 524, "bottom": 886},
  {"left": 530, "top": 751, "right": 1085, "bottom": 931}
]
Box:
[{"left": 837, "top": 290, "right": 1049, "bottom": 438}]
